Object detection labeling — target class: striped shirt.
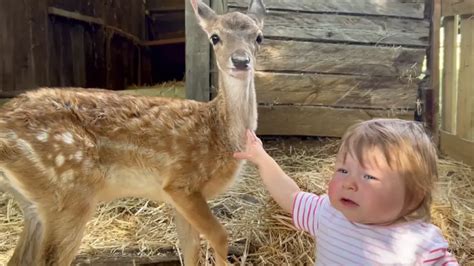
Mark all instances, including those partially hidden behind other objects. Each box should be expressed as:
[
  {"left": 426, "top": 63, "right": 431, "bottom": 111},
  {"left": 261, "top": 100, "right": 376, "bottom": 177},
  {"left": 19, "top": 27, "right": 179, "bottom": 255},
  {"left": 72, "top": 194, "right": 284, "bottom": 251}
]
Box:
[{"left": 292, "top": 192, "right": 459, "bottom": 266}]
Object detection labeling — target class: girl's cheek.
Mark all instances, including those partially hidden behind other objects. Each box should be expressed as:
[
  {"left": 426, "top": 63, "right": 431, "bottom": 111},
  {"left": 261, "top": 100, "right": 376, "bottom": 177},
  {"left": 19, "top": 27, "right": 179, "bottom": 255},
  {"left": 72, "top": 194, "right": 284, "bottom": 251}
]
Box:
[{"left": 328, "top": 178, "right": 337, "bottom": 197}]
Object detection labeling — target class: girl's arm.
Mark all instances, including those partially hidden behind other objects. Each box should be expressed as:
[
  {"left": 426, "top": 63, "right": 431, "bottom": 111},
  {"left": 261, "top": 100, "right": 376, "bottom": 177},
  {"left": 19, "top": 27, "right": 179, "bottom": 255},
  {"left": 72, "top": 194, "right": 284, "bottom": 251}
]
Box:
[{"left": 234, "top": 130, "right": 301, "bottom": 213}]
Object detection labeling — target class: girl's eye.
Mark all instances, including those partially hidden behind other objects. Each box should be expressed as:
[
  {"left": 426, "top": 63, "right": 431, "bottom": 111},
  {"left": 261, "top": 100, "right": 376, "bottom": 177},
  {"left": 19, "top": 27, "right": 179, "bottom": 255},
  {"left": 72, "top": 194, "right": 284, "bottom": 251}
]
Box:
[
  {"left": 363, "top": 175, "right": 377, "bottom": 180},
  {"left": 210, "top": 34, "right": 220, "bottom": 45},
  {"left": 337, "top": 168, "right": 348, "bottom": 174}
]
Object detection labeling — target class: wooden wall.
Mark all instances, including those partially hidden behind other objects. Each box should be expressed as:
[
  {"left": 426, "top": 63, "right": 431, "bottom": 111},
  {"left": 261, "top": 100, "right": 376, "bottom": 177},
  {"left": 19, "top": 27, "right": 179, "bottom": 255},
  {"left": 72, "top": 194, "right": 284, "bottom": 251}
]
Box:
[
  {"left": 0, "top": 0, "right": 147, "bottom": 97},
  {"left": 224, "top": 0, "right": 430, "bottom": 137}
]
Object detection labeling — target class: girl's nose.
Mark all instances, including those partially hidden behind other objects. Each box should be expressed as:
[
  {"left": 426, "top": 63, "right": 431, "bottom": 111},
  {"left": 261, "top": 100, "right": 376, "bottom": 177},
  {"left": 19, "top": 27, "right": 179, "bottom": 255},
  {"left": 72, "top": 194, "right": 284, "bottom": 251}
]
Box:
[{"left": 342, "top": 176, "right": 357, "bottom": 191}]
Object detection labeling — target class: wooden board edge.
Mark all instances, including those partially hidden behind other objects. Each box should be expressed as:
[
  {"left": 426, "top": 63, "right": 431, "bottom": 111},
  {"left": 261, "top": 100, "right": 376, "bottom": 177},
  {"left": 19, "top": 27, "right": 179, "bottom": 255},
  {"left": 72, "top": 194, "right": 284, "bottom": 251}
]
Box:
[{"left": 440, "top": 130, "right": 474, "bottom": 167}]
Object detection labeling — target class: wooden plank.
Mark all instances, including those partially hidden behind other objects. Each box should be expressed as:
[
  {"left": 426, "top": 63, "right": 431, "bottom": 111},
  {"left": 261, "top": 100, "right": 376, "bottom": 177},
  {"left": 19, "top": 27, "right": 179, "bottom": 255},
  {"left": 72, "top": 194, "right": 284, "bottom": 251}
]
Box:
[
  {"left": 147, "top": 0, "right": 185, "bottom": 12},
  {"left": 70, "top": 25, "right": 86, "bottom": 87},
  {"left": 456, "top": 15, "right": 474, "bottom": 140},
  {"left": 148, "top": 12, "right": 185, "bottom": 40},
  {"left": 48, "top": 7, "right": 142, "bottom": 45},
  {"left": 227, "top": 9, "right": 430, "bottom": 47},
  {"left": 257, "top": 40, "right": 426, "bottom": 77},
  {"left": 427, "top": 0, "right": 441, "bottom": 139},
  {"left": 185, "top": 0, "right": 210, "bottom": 101},
  {"left": 257, "top": 105, "right": 413, "bottom": 137},
  {"left": 441, "top": 16, "right": 459, "bottom": 133},
  {"left": 30, "top": 0, "right": 49, "bottom": 87},
  {"left": 440, "top": 130, "right": 474, "bottom": 167},
  {"left": 442, "top": 0, "right": 474, "bottom": 16},
  {"left": 229, "top": 0, "right": 425, "bottom": 19},
  {"left": 255, "top": 72, "right": 417, "bottom": 108}
]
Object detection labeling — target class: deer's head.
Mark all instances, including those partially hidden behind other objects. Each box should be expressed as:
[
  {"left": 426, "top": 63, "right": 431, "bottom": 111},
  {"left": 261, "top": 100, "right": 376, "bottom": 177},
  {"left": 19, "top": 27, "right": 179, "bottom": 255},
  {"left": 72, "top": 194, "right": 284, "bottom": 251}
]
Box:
[{"left": 191, "top": 0, "right": 266, "bottom": 79}]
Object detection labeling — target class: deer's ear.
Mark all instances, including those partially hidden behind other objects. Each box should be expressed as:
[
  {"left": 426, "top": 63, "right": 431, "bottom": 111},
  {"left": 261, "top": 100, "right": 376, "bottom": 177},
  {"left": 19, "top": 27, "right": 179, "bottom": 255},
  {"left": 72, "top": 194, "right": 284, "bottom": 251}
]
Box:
[
  {"left": 248, "top": 0, "right": 266, "bottom": 28},
  {"left": 191, "top": 0, "right": 217, "bottom": 31}
]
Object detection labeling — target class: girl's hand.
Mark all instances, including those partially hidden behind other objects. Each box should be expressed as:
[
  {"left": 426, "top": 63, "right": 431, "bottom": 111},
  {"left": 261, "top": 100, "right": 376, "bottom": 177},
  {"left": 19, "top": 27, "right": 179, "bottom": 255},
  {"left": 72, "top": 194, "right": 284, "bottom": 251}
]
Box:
[{"left": 233, "top": 129, "right": 269, "bottom": 166}]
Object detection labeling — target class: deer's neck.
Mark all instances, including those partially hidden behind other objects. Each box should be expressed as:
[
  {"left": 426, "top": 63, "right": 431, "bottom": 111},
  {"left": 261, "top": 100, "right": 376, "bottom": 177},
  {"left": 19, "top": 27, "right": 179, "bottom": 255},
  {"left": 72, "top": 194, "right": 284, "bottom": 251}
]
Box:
[{"left": 214, "top": 71, "right": 258, "bottom": 150}]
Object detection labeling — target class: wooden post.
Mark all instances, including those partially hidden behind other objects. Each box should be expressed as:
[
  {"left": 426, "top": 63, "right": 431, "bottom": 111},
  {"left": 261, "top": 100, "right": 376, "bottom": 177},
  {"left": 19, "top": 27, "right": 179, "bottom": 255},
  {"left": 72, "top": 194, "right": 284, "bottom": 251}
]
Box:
[
  {"left": 428, "top": 0, "right": 441, "bottom": 143},
  {"left": 185, "top": 0, "right": 211, "bottom": 101},
  {"left": 441, "top": 16, "right": 459, "bottom": 133},
  {"left": 456, "top": 15, "right": 474, "bottom": 140}
]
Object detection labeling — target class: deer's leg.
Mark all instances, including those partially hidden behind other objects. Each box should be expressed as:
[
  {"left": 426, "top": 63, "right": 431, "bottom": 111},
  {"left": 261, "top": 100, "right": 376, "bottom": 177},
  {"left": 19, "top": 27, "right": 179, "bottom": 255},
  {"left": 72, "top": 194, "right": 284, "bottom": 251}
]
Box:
[
  {"left": 164, "top": 186, "right": 228, "bottom": 266},
  {"left": 8, "top": 204, "right": 43, "bottom": 266},
  {"left": 36, "top": 200, "right": 95, "bottom": 266},
  {"left": 174, "top": 210, "right": 201, "bottom": 265}
]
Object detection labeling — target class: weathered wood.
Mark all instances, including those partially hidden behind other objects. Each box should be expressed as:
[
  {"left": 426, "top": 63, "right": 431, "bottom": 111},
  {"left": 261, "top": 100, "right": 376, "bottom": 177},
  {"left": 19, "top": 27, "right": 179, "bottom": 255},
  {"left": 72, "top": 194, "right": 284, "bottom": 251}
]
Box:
[
  {"left": 147, "top": 0, "right": 185, "bottom": 12},
  {"left": 227, "top": 9, "right": 430, "bottom": 47},
  {"left": 257, "top": 40, "right": 425, "bottom": 77},
  {"left": 185, "top": 0, "right": 210, "bottom": 101},
  {"left": 48, "top": 7, "right": 142, "bottom": 45},
  {"left": 229, "top": 0, "right": 425, "bottom": 19},
  {"left": 441, "top": 16, "right": 459, "bottom": 133},
  {"left": 148, "top": 12, "right": 185, "bottom": 40},
  {"left": 257, "top": 105, "right": 413, "bottom": 137},
  {"left": 30, "top": 0, "right": 50, "bottom": 87},
  {"left": 427, "top": 0, "right": 441, "bottom": 141},
  {"left": 442, "top": 0, "right": 474, "bottom": 16},
  {"left": 143, "top": 38, "right": 186, "bottom": 46},
  {"left": 70, "top": 25, "right": 86, "bottom": 87},
  {"left": 440, "top": 130, "right": 474, "bottom": 167},
  {"left": 456, "top": 15, "right": 474, "bottom": 140},
  {"left": 255, "top": 72, "right": 417, "bottom": 108}
]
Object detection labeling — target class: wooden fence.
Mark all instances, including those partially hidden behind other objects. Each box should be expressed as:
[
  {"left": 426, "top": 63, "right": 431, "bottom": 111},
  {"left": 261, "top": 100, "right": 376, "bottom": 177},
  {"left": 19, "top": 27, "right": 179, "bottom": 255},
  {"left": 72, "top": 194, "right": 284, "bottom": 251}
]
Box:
[{"left": 435, "top": 0, "right": 474, "bottom": 166}]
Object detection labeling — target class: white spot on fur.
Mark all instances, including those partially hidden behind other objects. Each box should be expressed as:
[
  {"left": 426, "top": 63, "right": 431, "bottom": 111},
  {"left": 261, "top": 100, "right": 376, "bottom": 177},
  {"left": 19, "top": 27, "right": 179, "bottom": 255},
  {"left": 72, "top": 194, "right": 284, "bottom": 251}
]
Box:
[
  {"left": 36, "top": 132, "right": 48, "bottom": 142},
  {"left": 60, "top": 170, "right": 75, "bottom": 183},
  {"left": 61, "top": 132, "right": 74, "bottom": 144},
  {"left": 74, "top": 151, "right": 83, "bottom": 162},
  {"left": 55, "top": 154, "right": 65, "bottom": 167}
]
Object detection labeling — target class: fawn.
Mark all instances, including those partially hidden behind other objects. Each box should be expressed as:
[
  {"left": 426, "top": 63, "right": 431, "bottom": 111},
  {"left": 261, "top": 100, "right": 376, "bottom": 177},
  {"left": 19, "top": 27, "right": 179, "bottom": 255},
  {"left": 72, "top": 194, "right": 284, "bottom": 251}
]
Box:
[{"left": 0, "top": 0, "right": 266, "bottom": 265}]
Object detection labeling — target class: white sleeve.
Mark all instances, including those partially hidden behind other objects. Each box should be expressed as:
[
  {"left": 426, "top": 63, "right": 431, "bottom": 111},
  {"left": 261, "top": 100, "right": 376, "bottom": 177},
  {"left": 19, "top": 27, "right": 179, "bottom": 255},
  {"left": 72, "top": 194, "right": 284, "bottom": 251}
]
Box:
[{"left": 291, "top": 192, "right": 325, "bottom": 237}]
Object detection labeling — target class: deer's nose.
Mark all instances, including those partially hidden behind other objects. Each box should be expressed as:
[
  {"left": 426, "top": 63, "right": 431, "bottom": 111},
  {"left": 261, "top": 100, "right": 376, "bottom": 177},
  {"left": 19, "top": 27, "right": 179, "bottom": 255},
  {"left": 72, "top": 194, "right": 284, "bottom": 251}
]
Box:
[{"left": 231, "top": 50, "right": 251, "bottom": 70}]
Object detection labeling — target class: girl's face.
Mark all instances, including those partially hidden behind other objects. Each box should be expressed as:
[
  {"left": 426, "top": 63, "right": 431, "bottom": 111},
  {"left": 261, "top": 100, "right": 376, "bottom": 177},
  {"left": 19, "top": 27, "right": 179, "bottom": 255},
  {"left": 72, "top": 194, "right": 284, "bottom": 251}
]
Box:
[{"left": 328, "top": 147, "right": 406, "bottom": 225}]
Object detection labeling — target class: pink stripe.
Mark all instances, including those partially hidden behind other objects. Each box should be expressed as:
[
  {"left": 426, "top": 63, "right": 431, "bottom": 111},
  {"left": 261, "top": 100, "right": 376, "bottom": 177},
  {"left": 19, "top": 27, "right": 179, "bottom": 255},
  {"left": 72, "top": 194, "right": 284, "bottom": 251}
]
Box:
[
  {"left": 430, "top": 247, "right": 447, "bottom": 253},
  {"left": 305, "top": 196, "right": 314, "bottom": 233},
  {"left": 312, "top": 196, "right": 321, "bottom": 234},
  {"left": 296, "top": 193, "right": 304, "bottom": 229},
  {"left": 302, "top": 193, "right": 311, "bottom": 230},
  {"left": 291, "top": 192, "right": 299, "bottom": 227}
]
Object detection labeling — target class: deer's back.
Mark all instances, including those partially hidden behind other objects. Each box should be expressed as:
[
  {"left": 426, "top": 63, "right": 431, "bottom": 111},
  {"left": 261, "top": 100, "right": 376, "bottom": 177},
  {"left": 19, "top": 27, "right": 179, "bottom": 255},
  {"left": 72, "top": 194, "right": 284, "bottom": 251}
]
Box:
[{"left": 0, "top": 88, "right": 240, "bottom": 203}]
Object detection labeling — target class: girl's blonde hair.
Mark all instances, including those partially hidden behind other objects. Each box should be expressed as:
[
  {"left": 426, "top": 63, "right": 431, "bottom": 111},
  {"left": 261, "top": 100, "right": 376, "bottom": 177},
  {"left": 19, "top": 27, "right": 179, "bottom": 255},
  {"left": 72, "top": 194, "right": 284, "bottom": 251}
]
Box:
[{"left": 338, "top": 118, "right": 438, "bottom": 222}]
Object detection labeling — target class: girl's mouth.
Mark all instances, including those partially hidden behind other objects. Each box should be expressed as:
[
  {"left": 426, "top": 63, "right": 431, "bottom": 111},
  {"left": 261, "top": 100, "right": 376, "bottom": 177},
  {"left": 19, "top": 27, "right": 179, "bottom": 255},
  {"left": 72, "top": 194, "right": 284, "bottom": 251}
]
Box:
[{"left": 340, "top": 198, "right": 359, "bottom": 207}]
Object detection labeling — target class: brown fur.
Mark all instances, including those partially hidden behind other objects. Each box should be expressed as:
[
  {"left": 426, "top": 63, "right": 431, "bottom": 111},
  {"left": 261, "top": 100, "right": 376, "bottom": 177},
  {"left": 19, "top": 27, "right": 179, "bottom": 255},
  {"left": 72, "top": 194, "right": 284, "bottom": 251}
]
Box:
[{"left": 0, "top": 0, "right": 266, "bottom": 265}]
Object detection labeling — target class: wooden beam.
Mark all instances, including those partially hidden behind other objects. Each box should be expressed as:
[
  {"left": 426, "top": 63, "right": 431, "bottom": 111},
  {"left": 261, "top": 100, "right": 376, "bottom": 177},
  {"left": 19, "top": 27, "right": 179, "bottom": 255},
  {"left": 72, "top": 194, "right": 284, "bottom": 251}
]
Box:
[
  {"left": 441, "top": 16, "right": 459, "bottom": 133},
  {"left": 440, "top": 130, "right": 474, "bottom": 167},
  {"left": 456, "top": 15, "right": 474, "bottom": 140},
  {"left": 257, "top": 105, "right": 413, "bottom": 137},
  {"left": 428, "top": 0, "right": 442, "bottom": 143},
  {"left": 142, "top": 37, "right": 185, "bottom": 46},
  {"left": 185, "top": 0, "right": 210, "bottom": 101},
  {"left": 442, "top": 0, "right": 474, "bottom": 17},
  {"left": 48, "top": 7, "right": 141, "bottom": 45}
]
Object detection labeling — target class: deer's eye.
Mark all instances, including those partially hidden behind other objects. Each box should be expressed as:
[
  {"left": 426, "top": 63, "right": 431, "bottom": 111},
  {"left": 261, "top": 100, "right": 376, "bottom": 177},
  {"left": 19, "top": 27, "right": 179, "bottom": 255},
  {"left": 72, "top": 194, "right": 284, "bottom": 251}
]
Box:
[
  {"left": 256, "top": 34, "right": 263, "bottom": 44},
  {"left": 210, "top": 34, "right": 220, "bottom": 45}
]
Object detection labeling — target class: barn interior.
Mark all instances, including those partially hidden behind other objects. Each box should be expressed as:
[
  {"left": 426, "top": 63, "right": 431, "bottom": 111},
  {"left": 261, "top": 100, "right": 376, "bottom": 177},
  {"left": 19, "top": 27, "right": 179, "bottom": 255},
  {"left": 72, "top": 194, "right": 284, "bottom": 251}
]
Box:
[{"left": 0, "top": 0, "right": 472, "bottom": 265}]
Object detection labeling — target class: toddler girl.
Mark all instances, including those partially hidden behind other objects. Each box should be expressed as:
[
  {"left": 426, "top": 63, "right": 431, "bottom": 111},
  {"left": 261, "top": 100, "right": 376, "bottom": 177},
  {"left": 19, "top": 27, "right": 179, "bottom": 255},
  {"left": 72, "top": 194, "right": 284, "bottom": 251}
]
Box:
[{"left": 234, "top": 119, "right": 458, "bottom": 265}]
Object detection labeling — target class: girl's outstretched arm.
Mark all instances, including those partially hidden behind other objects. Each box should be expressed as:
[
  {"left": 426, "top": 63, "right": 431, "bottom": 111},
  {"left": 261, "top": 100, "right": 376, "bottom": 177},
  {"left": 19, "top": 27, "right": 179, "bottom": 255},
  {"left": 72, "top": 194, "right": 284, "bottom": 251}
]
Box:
[{"left": 234, "top": 130, "right": 301, "bottom": 213}]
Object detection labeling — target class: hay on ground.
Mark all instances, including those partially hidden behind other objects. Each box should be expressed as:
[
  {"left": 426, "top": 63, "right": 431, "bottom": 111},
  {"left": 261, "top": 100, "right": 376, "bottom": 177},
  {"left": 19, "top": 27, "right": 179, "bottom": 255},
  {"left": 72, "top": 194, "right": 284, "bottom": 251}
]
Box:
[{"left": 0, "top": 138, "right": 472, "bottom": 265}]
